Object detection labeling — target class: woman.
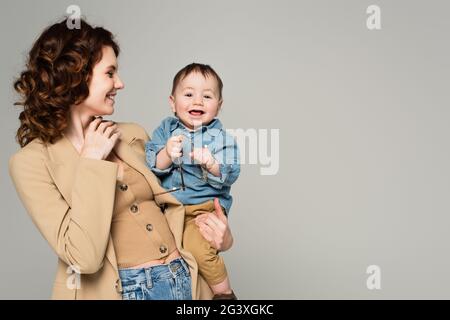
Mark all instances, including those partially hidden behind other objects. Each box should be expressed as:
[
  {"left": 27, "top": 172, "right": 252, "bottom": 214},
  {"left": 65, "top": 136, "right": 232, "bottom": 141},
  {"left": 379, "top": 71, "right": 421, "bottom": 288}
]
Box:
[{"left": 9, "top": 18, "right": 233, "bottom": 300}]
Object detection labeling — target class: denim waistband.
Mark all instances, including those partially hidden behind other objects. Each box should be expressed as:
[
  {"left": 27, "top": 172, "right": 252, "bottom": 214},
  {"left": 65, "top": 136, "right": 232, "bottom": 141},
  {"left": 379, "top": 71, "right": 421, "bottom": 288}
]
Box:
[{"left": 118, "top": 258, "right": 190, "bottom": 292}]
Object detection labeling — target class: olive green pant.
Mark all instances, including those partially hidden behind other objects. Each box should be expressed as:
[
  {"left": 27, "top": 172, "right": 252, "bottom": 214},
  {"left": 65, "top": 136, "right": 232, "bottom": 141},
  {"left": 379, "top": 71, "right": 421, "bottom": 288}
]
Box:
[{"left": 183, "top": 200, "right": 228, "bottom": 286}]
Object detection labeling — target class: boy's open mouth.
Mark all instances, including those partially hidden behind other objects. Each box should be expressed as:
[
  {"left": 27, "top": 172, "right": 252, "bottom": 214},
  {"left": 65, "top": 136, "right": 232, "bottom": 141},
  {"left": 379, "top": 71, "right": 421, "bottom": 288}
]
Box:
[{"left": 189, "top": 110, "right": 205, "bottom": 116}]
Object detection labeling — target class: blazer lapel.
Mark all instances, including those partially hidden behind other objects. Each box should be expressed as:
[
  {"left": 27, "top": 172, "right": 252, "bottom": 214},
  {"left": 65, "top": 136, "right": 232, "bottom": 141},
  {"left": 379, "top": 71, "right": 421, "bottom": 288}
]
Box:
[{"left": 45, "top": 135, "right": 80, "bottom": 208}]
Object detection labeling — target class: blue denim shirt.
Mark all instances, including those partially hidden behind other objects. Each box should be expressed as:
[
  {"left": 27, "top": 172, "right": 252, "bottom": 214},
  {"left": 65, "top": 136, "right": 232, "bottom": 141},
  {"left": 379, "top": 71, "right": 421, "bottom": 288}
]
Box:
[{"left": 145, "top": 116, "right": 240, "bottom": 214}]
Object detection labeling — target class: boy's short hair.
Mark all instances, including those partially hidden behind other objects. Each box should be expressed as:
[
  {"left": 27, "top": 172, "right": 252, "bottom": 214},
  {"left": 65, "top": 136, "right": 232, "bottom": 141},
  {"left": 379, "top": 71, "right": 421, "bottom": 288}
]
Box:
[{"left": 171, "top": 63, "right": 223, "bottom": 100}]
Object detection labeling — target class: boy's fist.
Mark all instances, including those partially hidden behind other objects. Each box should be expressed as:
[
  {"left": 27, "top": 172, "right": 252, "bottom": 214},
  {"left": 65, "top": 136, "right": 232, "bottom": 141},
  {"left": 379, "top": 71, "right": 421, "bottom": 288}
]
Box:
[
  {"left": 190, "top": 146, "right": 216, "bottom": 169},
  {"left": 165, "top": 135, "right": 184, "bottom": 160}
]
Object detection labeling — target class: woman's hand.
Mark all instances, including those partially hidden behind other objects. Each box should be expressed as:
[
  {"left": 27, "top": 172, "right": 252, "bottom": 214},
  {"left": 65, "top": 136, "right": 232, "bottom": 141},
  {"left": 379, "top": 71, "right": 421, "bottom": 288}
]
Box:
[
  {"left": 80, "top": 117, "right": 121, "bottom": 160},
  {"left": 195, "top": 198, "right": 234, "bottom": 252}
]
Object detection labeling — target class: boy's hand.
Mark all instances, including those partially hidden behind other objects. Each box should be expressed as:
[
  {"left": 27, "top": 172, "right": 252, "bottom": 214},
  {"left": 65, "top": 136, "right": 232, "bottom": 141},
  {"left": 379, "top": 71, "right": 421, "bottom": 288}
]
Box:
[
  {"left": 165, "top": 135, "right": 184, "bottom": 161},
  {"left": 190, "top": 146, "right": 216, "bottom": 169}
]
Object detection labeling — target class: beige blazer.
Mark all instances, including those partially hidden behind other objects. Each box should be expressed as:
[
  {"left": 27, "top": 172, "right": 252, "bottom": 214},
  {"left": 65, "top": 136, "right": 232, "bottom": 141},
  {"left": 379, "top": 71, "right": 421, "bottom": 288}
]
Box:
[{"left": 9, "top": 122, "right": 213, "bottom": 300}]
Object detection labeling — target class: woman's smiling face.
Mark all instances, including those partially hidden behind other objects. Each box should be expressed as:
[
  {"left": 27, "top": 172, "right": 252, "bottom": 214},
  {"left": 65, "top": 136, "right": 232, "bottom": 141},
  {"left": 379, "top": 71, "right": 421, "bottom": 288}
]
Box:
[
  {"left": 77, "top": 46, "right": 124, "bottom": 116},
  {"left": 169, "top": 71, "right": 222, "bottom": 130}
]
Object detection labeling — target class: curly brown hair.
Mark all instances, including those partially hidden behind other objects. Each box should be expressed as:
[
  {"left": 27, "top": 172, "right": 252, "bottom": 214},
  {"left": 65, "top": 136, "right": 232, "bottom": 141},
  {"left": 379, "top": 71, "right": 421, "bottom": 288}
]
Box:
[{"left": 13, "top": 18, "right": 120, "bottom": 147}]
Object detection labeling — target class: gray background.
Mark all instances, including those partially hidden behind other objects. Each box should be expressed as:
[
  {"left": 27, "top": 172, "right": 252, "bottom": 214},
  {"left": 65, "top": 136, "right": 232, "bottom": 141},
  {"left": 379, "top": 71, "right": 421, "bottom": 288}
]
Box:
[{"left": 1, "top": 0, "right": 449, "bottom": 299}]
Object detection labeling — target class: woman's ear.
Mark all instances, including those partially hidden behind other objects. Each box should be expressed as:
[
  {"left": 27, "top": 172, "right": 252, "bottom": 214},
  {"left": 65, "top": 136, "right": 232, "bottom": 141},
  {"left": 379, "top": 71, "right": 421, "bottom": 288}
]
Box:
[{"left": 169, "top": 95, "right": 176, "bottom": 114}]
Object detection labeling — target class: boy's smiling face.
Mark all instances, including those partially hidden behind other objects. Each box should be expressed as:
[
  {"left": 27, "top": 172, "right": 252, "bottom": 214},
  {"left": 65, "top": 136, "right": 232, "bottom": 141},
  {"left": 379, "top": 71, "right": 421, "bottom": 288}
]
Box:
[{"left": 169, "top": 71, "right": 222, "bottom": 130}]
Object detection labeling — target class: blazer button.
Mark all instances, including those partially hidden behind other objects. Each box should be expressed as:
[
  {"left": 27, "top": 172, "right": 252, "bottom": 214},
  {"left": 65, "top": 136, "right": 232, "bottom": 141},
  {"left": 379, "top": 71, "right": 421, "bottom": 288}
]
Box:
[
  {"left": 119, "top": 184, "right": 128, "bottom": 191},
  {"left": 159, "top": 245, "right": 167, "bottom": 254},
  {"left": 146, "top": 224, "right": 153, "bottom": 232},
  {"left": 130, "top": 204, "right": 139, "bottom": 213}
]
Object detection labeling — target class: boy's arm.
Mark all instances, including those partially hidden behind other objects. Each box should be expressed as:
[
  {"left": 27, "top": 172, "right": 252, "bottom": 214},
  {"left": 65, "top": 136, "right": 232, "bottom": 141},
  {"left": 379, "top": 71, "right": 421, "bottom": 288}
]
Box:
[
  {"left": 155, "top": 146, "right": 173, "bottom": 170},
  {"left": 204, "top": 158, "right": 221, "bottom": 177},
  {"left": 145, "top": 121, "right": 174, "bottom": 176},
  {"left": 203, "top": 133, "right": 241, "bottom": 190}
]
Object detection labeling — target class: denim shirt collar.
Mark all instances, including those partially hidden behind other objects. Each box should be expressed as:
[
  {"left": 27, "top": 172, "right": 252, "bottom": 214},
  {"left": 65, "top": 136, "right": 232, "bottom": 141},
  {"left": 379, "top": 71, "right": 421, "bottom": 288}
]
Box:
[{"left": 169, "top": 116, "right": 222, "bottom": 136}]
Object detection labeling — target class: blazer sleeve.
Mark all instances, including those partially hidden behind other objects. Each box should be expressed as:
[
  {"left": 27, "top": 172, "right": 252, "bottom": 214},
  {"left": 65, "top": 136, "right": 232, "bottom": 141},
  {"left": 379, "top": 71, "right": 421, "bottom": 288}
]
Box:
[{"left": 9, "top": 149, "right": 118, "bottom": 274}]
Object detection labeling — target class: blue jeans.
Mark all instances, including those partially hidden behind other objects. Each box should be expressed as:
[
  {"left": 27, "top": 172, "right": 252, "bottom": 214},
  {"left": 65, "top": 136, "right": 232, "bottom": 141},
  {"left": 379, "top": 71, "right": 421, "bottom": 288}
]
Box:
[{"left": 119, "top": 257, "right": 192, "bottom": 300}]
